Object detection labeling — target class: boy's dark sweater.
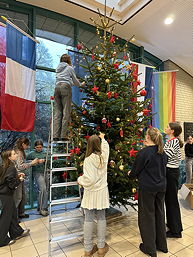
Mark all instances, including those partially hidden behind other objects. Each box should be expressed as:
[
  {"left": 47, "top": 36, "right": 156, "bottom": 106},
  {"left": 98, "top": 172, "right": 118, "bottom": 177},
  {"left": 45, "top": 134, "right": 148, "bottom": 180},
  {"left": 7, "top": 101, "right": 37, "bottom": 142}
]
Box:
[
  {"left": 130, "top": 145, "right": 167, "bottom": 192},
  {"left": 185, "top": 143, "right": 193, "bottom": 157}
]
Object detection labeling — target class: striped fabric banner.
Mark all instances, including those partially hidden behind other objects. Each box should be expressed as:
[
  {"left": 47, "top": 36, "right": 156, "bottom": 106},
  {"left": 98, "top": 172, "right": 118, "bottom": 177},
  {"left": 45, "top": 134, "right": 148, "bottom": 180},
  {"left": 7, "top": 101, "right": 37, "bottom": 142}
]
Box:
[
  {"left": 152, "top": 71, "right": 176, "bottom": 132},
  {"left": 1, "top": 22, "right": 36, "bottom": 132}
]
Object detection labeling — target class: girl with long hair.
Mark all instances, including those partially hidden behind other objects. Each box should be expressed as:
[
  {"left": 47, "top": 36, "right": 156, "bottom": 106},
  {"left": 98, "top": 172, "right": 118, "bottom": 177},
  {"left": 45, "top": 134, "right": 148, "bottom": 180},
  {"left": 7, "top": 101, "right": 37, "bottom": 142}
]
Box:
[
  {"left": 129, "top": 127, "right": 168, "bottom": 257},
  {"left": 14, "top": 137, "right": 38, "bottom": 218},
  {"left": 184, "top": 135, "right": 193, "bottom": 183},
  {"left": 164, "top": 122, "right": 183, "bottom": 238},
  {"left": 78, "top": 132, "right": 110, "bottom": 257},
  {"left": 0, "top": 149, "right": 30, "bottom": 247}
]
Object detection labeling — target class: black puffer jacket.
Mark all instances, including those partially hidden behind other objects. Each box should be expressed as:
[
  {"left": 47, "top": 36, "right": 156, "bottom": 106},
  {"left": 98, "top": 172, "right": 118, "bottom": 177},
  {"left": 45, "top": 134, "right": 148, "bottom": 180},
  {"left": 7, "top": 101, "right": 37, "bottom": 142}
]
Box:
[{"left": 0, "top": 164, "right": 20, "bottom": 195}]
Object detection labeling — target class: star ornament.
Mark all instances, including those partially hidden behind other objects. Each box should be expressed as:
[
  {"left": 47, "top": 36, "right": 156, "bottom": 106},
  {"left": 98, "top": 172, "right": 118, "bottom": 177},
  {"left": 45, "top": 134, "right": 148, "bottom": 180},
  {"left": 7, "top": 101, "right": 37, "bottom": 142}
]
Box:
[
  {"left": 128, "top": 148, "right": 138, "bottom": 157},
  {"left": 142, "top": 109, "right": 151, "bottom": 116},
  {"left": 92, "top": 85, "right": 99, "bottom": 93}
]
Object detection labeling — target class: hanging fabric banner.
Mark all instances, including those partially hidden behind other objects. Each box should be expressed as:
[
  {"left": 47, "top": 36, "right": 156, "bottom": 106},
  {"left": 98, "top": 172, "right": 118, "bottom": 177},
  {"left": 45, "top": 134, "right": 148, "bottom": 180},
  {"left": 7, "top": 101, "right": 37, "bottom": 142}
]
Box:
[
  {"left": 1, "top": 20, "right": 37, "bottom": 132},
  {"left": 0, "top": 22, "right": 6, "bottom": 128},
  {"left": 152, "top": 71, "right": 176, "bottom": 132}
]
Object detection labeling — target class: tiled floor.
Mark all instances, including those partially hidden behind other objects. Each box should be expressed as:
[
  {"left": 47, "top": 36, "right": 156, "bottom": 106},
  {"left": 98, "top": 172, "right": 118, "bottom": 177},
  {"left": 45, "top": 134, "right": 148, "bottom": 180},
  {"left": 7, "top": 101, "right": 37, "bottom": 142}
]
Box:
[{"left": 1, "top": 196, "right": 193, "bottom": 257}]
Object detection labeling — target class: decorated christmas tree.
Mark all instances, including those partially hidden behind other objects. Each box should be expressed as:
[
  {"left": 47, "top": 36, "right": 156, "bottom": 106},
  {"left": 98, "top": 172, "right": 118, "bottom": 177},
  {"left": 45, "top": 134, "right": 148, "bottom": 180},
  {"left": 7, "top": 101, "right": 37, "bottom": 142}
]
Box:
[{"left": 69, "top": 9, "right": 152, "bottom": 208}]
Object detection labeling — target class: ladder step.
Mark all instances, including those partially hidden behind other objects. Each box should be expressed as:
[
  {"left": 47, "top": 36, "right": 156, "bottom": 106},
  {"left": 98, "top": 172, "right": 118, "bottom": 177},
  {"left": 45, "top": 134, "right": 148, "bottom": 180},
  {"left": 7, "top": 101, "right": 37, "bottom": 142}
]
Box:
[
  {"left": 52, "top": 140, "right": 70, "bottom": 143},
  {"left": 50, "top": 231, "right": 83, "bottom": 243},
  {"left": 52, "top": 153, "right": 70, "bottom": 157},
  {"left": 51, "top": 167, "right": 77, "bottom": 172},
  {"left": 51, "top": 182, "right": 78, "bottom": 188},
  {"left": 50, "top": 197, "right": 81, "bottom": 206},
  {"left": 50, "top": 215, "right": 83, "bottom": 224}
]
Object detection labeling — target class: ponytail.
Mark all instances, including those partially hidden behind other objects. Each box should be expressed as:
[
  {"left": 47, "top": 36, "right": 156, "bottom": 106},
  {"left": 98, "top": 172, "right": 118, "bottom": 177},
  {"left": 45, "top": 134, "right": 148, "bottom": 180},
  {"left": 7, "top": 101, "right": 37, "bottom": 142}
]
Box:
[{"left": 147, "top": 127, "right": 164, "bottom": 154}]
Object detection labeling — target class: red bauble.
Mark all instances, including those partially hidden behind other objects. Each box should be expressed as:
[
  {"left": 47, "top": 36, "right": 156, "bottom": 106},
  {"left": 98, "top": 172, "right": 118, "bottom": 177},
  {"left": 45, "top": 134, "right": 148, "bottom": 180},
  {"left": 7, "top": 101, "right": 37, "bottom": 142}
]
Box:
[
  {"left": 123, "top": 55, "right": 127, "bottom": 60},
  {"left": 142, "top": 109, "right": 150, "bottom": 116},
  {"left": 53, "top": 156, "right": 58, "bottom": 160},
  {"left": 131, "top": 142, "right": 137, "bottom": 145},
  {"left": 149, "top": 104, "right": 152, "bottom": 109},
  {"left": 113, "top": 63, "right": 119, "bottom": 69},
  {"left": 92, "top": 85, "right": 99, "bottom": 93},
  {"left": 128, "top": 148, "right": 138, "bottom": 157},
  {"left": 140, "top": 89, "right": 147, "bottom": 96},
  {"left": 70, "top": 149, "right": 75, "bottom": 155},
  {"left": 83, "top": 110, "right": 87, "bottom": 115},
  {"left": 84, "top": 135, "right": 90, "bottom": 141},
  {"left": 92, "top": 54, "right": 95, "bottom": 60},
  {"left": 114, "top": 93, "right": 119, "bottom": 99},
  {"left": 96, "top": 126, "right": 100, "bottom": 131},
  {"left": 107, "top": 91, "right": 112, "bottom": 99},
  {"left": 76, "top": 44, "right": 82, "bottom": 50},
  {"left": 120, "top": 128, "right": 124, "bottom": 137},
  {"left": 107, "top": 121, "right": 111, "bottom": 128},
  {"left": 110, "top": 35, "right": 116, "bottom": 43},
  {"left": 102, "top": 117, "right": 107, "bottom": 124},
  {"left": 62, "top": 171, "right": 67, "bottom": 180},
  {"left": 50, "top": 96, "right": 54, "bottom": 100},
  {"left": 134, "top": 192, "right": 138, "bottom": 201},
  {"left": 132, "top": 74, "right": 138, "bottom": 80},
  {"left": 79, "top": 89, "right": 82, "bottom": 92}
]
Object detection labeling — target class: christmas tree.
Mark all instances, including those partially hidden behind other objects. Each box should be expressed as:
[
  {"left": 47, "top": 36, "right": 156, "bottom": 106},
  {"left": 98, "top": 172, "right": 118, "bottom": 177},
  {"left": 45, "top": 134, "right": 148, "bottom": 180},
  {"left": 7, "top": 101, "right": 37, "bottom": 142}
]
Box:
[{"left": 69, "top": 9, "right": 152, "bottom": 208}]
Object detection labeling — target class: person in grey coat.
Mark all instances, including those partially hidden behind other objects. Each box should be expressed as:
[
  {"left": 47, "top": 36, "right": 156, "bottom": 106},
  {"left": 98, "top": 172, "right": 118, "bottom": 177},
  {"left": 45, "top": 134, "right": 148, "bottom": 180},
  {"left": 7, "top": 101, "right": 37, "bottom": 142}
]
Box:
[{"left": 53, "top": 54, "right": 84, "bottom": 141}]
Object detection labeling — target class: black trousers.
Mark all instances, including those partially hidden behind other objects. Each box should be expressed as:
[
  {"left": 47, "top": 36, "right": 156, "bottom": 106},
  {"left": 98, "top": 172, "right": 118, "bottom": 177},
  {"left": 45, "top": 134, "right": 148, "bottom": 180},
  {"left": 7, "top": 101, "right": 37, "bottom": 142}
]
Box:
[
  {"left": 165, "top": 167, "right": 183, "bottom": 233},
  {"left": 0, "top": 194, "right": 24, "bottom": 247},
  {"left": 18, "top": 181, "right": 26, "bottom": 215},
  {"left": 138, "top": 189, "right": 167, "bottom": 255}
]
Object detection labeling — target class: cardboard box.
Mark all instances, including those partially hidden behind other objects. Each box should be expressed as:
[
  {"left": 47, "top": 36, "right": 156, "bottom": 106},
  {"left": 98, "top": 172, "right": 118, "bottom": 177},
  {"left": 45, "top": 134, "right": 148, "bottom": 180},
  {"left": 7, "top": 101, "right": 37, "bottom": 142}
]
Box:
[{"left": 184, "top": 184, "right": 193, "bottom": 209}]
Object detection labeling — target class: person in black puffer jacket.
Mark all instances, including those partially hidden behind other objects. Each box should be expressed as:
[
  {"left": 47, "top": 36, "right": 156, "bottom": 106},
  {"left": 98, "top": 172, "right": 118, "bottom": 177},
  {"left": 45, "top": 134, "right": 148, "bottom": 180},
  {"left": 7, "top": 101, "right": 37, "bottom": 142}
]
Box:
[{"left": 0, "top": 149, "right": 30, "bottom": 247}]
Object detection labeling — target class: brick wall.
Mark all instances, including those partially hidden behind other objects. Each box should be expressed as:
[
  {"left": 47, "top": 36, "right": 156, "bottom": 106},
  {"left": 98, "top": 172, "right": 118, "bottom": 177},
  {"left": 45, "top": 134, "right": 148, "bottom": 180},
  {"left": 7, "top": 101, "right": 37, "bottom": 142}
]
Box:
[{"left": 164, "top": 60, "right": 193, "bottom": 159}]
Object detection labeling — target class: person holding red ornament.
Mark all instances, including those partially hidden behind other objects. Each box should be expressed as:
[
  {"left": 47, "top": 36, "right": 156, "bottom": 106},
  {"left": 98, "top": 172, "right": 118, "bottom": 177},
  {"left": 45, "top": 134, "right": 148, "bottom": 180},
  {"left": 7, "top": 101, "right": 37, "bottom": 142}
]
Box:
[
  {"left": 129, "top": 127, "right": 168, "bottom": 257},
  {"left": 78, "top": 132, "right": 110, "bottom": 257},
  {"left": 53, "top": 54, "right": 84, "bottom": 141}
]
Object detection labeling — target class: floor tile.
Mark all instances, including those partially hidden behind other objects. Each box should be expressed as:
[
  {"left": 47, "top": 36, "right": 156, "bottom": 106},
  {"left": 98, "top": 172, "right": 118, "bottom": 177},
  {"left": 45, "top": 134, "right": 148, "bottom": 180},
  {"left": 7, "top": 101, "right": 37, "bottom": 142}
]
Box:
[
  {"left": 10, "top": 236, "right": 33, "bottom": 251},
  {"left": 167, "top": 239, "right": 186, "bottom": 254},
  {"left": 110, "top": 239, "right": 139, "bottom": 256},
  {"left": 35, "top": 241, "right": 60, "bottom": 255},
  {"left": 175, "top": 247, "right": 193, "bottom": 257},
  {"left": 40, "top": 249, "right": 66, "bottom": 257},
  {"left": 0, "top": 245, "right": 10, "bottom": 255},
  {"left": 0, "top": 252, "right": 12, "bottom": 257},
  {"left": 11, "top": 244, "right": 39, "bottom": 257}
]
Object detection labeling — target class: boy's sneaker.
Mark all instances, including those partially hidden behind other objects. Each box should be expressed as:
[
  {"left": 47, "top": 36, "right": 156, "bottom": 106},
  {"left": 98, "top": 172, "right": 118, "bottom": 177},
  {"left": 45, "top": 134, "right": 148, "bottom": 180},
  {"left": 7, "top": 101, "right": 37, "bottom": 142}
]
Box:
[{"left": 40, "top": 210, "right": 49, "bottom": 216}]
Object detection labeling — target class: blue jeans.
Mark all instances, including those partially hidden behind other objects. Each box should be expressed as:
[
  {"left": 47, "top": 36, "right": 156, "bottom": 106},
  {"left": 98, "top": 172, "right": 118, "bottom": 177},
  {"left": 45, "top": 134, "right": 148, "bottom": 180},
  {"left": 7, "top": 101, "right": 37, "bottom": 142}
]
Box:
[
  {"left": 185, "top": 157, "right": 193, "bottom": 183},
  {"left": 83, "top": 209, "right": 106, "bottom": 252},
  {"left": 34, "top": 172, "right": 48, "bottom": 211}
]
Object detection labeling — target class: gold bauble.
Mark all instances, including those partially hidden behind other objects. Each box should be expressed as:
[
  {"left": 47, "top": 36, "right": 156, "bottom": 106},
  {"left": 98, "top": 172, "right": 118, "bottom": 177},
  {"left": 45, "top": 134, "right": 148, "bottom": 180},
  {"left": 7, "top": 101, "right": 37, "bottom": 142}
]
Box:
[
  {"left": 105, "top": 79, "right": 110, "bottom": 84},
  {"left": 97, "top": 66, "right": 101, "bottom": 71},
  {"left": 119, "top": 165, "right": 124, "bottom": 170},
  {"left": 80, "top": 162, "right": 84, "bottom": 167},
  {"left": 132, "top": 188, "right": 137, "bottom": 193},
  {"left": 116, "top": 117, "right": 120, "bottom": 122}
]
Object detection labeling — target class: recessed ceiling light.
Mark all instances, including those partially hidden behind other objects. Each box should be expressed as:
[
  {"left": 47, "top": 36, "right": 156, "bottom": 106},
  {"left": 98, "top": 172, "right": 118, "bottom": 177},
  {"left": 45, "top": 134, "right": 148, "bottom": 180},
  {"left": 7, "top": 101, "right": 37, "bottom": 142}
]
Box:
[{"left": 164, "top": 17, "right": 174, "bottom": 25}]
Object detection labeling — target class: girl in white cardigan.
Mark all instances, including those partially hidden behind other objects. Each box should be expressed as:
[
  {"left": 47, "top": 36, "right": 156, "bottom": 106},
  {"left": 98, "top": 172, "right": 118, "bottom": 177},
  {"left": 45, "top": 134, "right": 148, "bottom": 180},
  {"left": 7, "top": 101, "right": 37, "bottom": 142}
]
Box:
[{"left": 78, "top": 132, "right": 110, "bottom": 257}]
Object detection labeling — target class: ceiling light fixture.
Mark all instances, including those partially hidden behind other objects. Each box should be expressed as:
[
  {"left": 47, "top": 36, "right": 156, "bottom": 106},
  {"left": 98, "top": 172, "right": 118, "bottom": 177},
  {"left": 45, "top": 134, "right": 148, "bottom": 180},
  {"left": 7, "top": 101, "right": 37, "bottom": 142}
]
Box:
[{"left": 164, "top": 16, "right": 174, "bottom": 25}]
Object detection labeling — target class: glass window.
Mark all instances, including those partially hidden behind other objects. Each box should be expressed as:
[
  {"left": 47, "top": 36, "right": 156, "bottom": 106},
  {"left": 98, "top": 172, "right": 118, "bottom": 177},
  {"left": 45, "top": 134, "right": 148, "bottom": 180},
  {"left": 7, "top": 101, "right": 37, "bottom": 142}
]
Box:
[
  {"left": 36, "top": 69, "right": 55, "bottom": 101},
  {"left": 0, "top": 8, "right": 28, "bottom": 32}
]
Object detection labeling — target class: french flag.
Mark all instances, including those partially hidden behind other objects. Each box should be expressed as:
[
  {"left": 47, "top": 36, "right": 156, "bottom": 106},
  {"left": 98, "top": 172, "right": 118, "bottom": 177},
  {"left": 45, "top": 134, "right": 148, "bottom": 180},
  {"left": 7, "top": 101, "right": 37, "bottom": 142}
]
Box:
[{"left": 1, "top": 22, "right": 36, "bottom": 132}]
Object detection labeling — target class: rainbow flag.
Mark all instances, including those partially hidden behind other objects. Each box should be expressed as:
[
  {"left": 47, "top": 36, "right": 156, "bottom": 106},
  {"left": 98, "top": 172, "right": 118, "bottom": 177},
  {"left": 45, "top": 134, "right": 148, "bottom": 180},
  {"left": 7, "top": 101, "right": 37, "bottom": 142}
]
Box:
[{"left": 152, "top": 71, "right": 176, "bottom": 132}]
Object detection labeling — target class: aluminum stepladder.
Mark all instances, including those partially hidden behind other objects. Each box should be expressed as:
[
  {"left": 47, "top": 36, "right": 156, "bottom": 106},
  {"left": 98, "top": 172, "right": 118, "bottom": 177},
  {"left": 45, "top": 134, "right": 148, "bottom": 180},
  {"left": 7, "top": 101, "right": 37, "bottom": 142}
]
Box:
[{"left": 48, "top": 98, "right": 83, "bottom": 257}]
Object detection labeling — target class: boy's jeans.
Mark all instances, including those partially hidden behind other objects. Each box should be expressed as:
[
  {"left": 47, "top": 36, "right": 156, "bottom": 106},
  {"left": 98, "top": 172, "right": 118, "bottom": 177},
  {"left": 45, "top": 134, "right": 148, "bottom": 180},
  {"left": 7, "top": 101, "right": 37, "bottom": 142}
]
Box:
[
  {"left": 34, "top": 172, "right": 48, "bottom": 211},
  {"left": 185, "top": 157, "right": 193, "bottom": 183}
]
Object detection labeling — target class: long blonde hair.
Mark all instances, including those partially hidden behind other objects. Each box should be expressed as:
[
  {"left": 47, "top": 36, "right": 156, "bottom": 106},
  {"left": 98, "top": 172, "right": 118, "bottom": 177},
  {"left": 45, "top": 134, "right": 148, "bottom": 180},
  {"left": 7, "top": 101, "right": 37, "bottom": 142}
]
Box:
[{"left": 147, "top": 127, "right": 164, "bottom": 154}]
